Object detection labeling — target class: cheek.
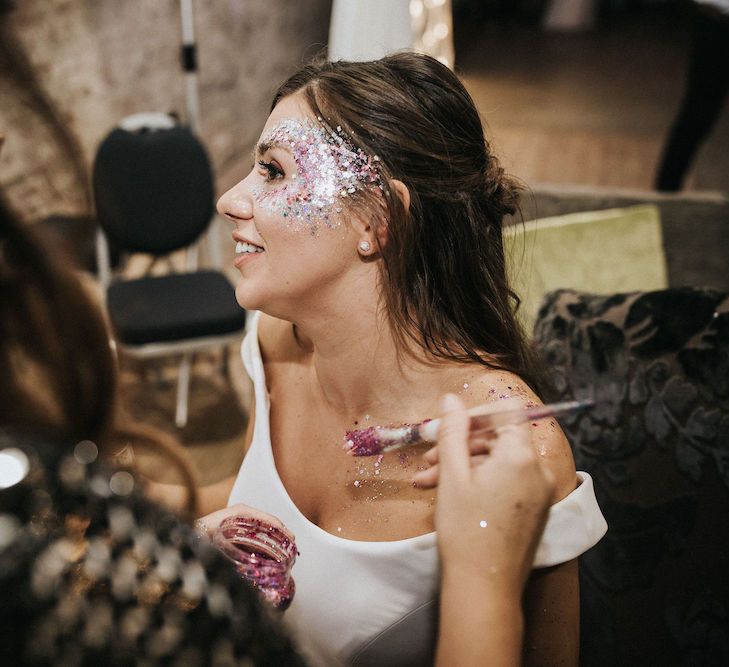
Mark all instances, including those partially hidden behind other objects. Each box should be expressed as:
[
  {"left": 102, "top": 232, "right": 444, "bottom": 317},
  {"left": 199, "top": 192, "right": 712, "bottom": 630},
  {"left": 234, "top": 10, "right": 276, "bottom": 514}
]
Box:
[
  {"left": 253, "top": 191, "right": 351, "bottom": 252},
  {"left": 254, "top": 179, "right": 342, "bottom": 234},
  {"left": 252, "top": 183, "right": 305, "bottom": 227},
  {"left": 275, "top": 229, "right": 353, "bottom": 283}
]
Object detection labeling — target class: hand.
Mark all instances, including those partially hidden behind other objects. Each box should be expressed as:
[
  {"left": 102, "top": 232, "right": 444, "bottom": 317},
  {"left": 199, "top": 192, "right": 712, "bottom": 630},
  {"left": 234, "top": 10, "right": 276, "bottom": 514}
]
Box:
[
  {"left": 195, "top": 503, "right": 295, "bottom": 544},
  {"left": 425, "top": 393, "right": 555, "bottom": 596},
  {"left": 414, "top": 397, "right": 526, "bottom": 488}
]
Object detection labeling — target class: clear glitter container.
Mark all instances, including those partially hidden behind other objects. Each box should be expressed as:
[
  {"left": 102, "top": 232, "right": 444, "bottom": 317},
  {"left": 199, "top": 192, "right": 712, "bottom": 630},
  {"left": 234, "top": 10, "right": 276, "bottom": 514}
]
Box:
[{"left": 213, "top": 515, "right": 297, "bottom": 610}]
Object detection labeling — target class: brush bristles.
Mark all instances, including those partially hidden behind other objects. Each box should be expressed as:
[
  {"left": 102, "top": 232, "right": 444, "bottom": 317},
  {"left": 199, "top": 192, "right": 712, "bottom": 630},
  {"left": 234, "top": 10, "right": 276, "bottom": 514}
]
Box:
[
  {"left": 344, "top": 423, "right": 425, "bottom": 456},
  {"left": 343, "top": 426, "right": 385, "bottom": 456}
]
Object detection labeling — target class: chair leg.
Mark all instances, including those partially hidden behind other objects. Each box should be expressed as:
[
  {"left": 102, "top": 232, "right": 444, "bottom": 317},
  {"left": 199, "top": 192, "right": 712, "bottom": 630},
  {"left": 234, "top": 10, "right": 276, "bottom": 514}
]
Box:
[{"left": 175, "top": 353, "right": 193, "bottom": 428}]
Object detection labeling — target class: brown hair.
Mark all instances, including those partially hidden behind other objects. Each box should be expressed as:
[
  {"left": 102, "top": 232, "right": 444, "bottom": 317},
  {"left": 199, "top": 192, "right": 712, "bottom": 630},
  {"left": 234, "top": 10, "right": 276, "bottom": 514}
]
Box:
[
  {"left": 0, "top": 195, "right": 198, "bottom": 517},
  {"left": 273, "top": 52, "right": 546, "bottom": 394}
]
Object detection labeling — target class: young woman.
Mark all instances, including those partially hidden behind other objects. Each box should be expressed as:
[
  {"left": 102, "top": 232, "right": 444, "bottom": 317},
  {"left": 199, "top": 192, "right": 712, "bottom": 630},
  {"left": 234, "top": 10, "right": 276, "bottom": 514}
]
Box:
[{"left": 206, "top": 52, "right": 607, "bottom": 666}]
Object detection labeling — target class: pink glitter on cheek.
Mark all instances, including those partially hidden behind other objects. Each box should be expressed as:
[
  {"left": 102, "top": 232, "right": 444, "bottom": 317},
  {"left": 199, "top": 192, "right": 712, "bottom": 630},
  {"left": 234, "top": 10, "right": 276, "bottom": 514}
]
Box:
[{"left": 253, "top": 117, "right": 381, "bottom": 233}]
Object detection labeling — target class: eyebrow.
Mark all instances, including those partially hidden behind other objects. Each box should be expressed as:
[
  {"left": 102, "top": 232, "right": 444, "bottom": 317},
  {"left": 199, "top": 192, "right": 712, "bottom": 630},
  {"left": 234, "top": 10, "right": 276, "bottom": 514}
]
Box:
[{"left": 253, "top": 140, "right": 293, "bottom": 160}]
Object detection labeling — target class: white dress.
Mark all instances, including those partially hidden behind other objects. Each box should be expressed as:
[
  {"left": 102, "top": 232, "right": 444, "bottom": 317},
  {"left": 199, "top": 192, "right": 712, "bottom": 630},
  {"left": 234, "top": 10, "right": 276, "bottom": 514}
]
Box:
[{"left": 228, "top": 311, "right": 608, "bottom": 667}]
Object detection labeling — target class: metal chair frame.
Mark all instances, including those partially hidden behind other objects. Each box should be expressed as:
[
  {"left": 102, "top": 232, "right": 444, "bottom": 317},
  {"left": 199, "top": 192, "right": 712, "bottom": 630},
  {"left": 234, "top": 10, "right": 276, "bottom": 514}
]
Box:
[{"left": 94, "top": 113, "right": 243, "bottom": 428}]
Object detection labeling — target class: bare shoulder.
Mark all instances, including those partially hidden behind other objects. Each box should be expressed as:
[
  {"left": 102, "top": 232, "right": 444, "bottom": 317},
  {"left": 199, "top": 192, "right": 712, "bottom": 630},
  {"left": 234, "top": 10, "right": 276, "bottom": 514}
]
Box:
[{"left": 466, "top": 368, "right": 577, "bottom": 502}]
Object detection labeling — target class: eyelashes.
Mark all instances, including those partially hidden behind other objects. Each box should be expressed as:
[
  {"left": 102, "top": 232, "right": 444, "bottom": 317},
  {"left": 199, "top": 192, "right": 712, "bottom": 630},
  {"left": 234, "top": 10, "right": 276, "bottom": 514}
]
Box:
[{"left": 257, "top": 160, "right": 284, "bottom": 181}]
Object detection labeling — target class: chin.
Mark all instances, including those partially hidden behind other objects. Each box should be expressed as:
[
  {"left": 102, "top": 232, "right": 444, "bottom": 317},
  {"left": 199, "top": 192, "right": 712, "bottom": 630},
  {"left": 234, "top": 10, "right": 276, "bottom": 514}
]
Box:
[
  {"left": 235, "top": 284, "right": 289, "bottom": 318},
  {"left": 234, "top": 283, "right": 265, "bottom": 312}
]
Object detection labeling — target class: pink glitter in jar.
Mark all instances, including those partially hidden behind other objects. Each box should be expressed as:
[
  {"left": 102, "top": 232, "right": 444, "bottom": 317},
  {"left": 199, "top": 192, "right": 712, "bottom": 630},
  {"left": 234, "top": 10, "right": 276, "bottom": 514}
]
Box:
[{"left": 213, "top": 516, "right": 298, "bottom": 610}]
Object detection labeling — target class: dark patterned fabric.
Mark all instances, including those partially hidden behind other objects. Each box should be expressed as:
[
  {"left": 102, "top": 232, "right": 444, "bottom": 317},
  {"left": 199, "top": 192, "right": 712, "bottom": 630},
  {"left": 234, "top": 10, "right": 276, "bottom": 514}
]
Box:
[
  {"left": 0, "top": 432, "right": 306, "bottom": 667},
  {"left": 534, "top": 287, "right": 729, "bottom": 667}
]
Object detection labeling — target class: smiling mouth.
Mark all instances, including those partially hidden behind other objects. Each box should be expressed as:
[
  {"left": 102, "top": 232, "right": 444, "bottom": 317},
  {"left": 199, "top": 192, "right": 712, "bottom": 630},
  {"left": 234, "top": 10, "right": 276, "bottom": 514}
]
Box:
[{"left": 235, "top": 241, "right": 265, "bottom": 254}]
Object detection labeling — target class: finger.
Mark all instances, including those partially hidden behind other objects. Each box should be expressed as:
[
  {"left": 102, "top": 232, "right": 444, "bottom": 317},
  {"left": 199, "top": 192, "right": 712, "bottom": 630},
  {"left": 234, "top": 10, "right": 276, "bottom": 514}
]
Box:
[
  {"left": 468, "top": 454, "right": 490, "bottom": 468},
  {"left": 415, "top": 452, "right": 490, "bottom": 487},
  {"left": 487, "top": 422, "right": 531, "bottom": 459},
  {"left": 415, "top": 452, "right": 492, "bottom": 487},
  {"left": 422, "top": 432, "right": 495, "bottom": 466},
  {"left": 436, "top": 393, "right": 471, "bottom": 480},
  {"left": 424, "top": 395, "right": 525, "bottom": 467},
  {"left": 468, "top": 434, "right": 495, "bottom": 455},
  {"left": 412, "top": 464, "right": 439, "bottom": 489},
  {"left": 423, "top": 445, "right": 438, "bottom": 466},
  {"left": 223, "top": 504, "right": 296, "bottom": 542}
]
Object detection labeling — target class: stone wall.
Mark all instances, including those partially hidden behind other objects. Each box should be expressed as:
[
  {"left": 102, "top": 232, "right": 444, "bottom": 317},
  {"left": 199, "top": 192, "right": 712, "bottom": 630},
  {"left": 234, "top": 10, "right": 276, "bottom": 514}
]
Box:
[{"left": 0, "top": 0, "right": 332, "bottom": 222}]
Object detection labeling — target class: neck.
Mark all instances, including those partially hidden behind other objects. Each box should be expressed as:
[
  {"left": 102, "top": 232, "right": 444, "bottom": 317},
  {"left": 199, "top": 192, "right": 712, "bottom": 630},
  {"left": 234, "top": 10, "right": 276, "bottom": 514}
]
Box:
[{"left": 290, "top": 282, "right": 445, "bottom": 422}]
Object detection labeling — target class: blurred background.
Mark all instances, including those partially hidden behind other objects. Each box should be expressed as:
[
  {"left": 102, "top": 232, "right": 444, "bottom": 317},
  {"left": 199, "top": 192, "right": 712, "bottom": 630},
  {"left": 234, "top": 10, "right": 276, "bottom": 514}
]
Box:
[
  {"left": 2, "top": 0, "right": 726, "bottom": 223},
  {"left": 1, "top": 0, "right": 727, "bottom": 483}
]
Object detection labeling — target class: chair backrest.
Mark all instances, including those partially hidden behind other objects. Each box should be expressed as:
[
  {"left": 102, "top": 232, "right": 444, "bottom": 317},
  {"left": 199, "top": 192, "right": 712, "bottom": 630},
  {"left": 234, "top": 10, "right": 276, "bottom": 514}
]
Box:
[{"left": 92, "top": 116, "right": 214, "bottom": 256}]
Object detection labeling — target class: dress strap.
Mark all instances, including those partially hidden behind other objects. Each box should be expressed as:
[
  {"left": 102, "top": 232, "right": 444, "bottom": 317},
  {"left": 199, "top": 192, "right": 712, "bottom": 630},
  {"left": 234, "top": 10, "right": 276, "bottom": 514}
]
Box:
[{"left": 240, "top": 310, "right": 262, "bottom": 379}]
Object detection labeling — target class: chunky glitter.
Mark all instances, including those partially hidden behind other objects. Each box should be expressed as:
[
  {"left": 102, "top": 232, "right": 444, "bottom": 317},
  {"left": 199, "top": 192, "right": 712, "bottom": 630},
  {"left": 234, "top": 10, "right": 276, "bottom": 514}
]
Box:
[
  {"left": 215, "top": 516, "right": 298, "bottom": 610},
  {"left": 344, "top": 419, "right": 432, "bottom": 456},
  {"left": 253, "top": 117, "right": 382, "bottom": 233},
  {"left": 344, "top": 427, "right": 381, "bottom": 456}
]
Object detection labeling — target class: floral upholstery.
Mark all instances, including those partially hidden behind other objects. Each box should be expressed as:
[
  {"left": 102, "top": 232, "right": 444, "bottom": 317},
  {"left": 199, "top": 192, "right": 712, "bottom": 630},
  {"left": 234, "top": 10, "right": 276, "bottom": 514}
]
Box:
[{"left": 533, "top": 287, "right": 729, "bottom": 666}]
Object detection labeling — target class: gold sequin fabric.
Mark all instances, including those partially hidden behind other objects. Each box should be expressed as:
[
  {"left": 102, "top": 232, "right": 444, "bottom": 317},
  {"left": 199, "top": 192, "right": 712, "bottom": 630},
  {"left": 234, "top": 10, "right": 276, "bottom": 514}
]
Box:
[{"left": 0, "top": 433, "right": 306, "bottom": 666}]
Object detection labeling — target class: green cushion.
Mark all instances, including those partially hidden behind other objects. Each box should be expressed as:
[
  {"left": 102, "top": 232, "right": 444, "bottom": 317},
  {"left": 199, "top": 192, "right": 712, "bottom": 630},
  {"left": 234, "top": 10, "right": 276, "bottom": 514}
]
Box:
[{"left": 504, "top": 204, "right": 668, "bottom": 333}]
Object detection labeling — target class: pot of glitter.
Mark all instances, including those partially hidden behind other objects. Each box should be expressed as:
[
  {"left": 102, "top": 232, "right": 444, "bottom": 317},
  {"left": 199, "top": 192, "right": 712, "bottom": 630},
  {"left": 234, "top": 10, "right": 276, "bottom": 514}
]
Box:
[{"left": 213, "top": 516, "right": 298, "bottom": 610}]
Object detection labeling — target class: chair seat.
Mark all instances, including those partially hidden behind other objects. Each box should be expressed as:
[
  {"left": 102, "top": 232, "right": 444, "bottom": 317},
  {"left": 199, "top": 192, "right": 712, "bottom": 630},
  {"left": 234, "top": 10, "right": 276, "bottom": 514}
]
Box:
[{"left": 107, "top": 271, "right": 246, "bottom": 345}]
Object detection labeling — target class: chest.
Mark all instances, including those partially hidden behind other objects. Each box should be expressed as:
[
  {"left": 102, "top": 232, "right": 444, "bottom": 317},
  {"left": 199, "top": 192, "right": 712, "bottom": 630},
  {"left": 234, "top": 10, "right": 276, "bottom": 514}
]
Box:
[{"left": 265, "top": 363, "right": 436, "bottom": 541}]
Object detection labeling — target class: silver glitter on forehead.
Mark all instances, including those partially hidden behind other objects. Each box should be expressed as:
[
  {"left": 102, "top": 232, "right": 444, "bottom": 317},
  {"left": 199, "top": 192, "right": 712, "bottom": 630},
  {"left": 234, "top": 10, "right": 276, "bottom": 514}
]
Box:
[{"left": 253, "top": 117, "right": 382, "bottom": 233}]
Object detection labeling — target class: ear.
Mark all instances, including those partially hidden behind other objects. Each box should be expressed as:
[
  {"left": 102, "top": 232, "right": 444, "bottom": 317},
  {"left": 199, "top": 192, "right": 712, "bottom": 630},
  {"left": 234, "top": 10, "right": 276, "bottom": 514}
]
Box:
[
  {"left": 351, "top": 218, "right": 386, "bottom": 255},
  {"left": 390, "top": 179, "right": 410, "bottom": 214},
  {"left": 351, "top": 179, "right": 407, "bottom": 253},
  {"left": 350, "top": 206, "right": 389, "bottom": 253}
]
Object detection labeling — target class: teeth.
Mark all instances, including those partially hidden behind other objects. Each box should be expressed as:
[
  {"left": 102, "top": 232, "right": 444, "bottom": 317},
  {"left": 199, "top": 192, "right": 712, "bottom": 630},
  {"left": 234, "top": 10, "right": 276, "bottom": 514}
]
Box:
[{"left": 235, "top": 241, "right": 264, "bottom": 254}]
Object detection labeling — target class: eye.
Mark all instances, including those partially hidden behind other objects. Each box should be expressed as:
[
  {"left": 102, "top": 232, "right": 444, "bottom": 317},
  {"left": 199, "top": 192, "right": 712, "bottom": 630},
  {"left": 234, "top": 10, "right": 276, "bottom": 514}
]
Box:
[{"left": 257, "top": 160, "right": 284, "bottom": 181}]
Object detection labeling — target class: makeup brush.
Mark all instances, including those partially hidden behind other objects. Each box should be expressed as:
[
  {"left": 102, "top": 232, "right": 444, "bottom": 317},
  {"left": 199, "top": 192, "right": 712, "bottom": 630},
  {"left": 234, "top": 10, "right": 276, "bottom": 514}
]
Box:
[{"left": 343, "top": 398, "right": 594, "bottom": 456}]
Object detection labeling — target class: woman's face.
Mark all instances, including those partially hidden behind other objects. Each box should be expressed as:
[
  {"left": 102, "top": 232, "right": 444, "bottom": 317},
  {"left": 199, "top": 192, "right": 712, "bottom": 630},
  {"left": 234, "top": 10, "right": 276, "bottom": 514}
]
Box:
[{"left": 217, "top": 94, "right": 381, "bottom": 315}]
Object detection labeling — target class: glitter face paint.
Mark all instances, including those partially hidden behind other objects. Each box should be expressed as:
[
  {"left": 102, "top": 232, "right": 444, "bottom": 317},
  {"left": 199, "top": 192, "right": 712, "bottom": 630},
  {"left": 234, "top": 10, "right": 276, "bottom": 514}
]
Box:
[
  {"left": 253, "top": 117, "right": 382, "bottom": 234},
  {"left": 213, "top": 516, "right": 298, "bottom": 610}
]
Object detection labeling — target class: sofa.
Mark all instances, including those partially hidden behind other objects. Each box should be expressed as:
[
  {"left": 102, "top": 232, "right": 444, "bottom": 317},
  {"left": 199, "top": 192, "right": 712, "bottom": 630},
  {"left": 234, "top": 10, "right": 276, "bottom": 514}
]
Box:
[{"left": 522, "top": 185, "right": 729, "bottom": 666}]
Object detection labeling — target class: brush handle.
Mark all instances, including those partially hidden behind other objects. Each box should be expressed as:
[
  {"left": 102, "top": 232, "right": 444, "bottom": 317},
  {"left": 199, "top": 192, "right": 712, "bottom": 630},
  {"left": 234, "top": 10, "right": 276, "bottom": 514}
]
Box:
[{"left": 416, "top": 399, "right": 592, "bottom": 444}]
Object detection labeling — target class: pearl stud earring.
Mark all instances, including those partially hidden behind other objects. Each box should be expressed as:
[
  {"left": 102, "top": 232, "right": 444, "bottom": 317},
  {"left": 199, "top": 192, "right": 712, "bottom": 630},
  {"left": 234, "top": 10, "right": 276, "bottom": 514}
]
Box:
[{"left": 358, "top": 241, "right": 371, "bottom": 253}]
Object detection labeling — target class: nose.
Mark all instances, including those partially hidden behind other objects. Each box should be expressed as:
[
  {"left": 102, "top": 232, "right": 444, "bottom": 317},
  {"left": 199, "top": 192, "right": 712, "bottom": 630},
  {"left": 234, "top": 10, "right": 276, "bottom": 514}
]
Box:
[{"left": 217, "top": 180, "right": 254, "bottom": 223}]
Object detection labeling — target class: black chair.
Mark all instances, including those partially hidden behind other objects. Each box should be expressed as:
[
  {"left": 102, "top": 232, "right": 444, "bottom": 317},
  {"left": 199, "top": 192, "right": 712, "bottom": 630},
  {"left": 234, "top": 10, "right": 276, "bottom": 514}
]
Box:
[{"left": 93, "top": 113, "right": 246, "bottom": 427}]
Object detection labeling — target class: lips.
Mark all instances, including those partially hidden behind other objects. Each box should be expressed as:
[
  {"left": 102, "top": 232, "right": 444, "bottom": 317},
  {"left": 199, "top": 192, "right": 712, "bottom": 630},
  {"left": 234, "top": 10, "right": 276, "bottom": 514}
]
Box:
[
  {"left": 235, "top": 241, "right": 264, "bottom": 254},
  {"left": 232, "top": 232, "right": 265, "bottom": 254},
  {"left": 232, "top": 233, "right": 265, "bottom": 268}
]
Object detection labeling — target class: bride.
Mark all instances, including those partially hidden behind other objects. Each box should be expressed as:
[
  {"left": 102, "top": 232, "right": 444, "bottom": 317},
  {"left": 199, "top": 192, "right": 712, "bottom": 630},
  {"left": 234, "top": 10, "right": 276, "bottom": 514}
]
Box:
[{"left": 197, "top": 51, "right": 605, "bottom": 667}]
